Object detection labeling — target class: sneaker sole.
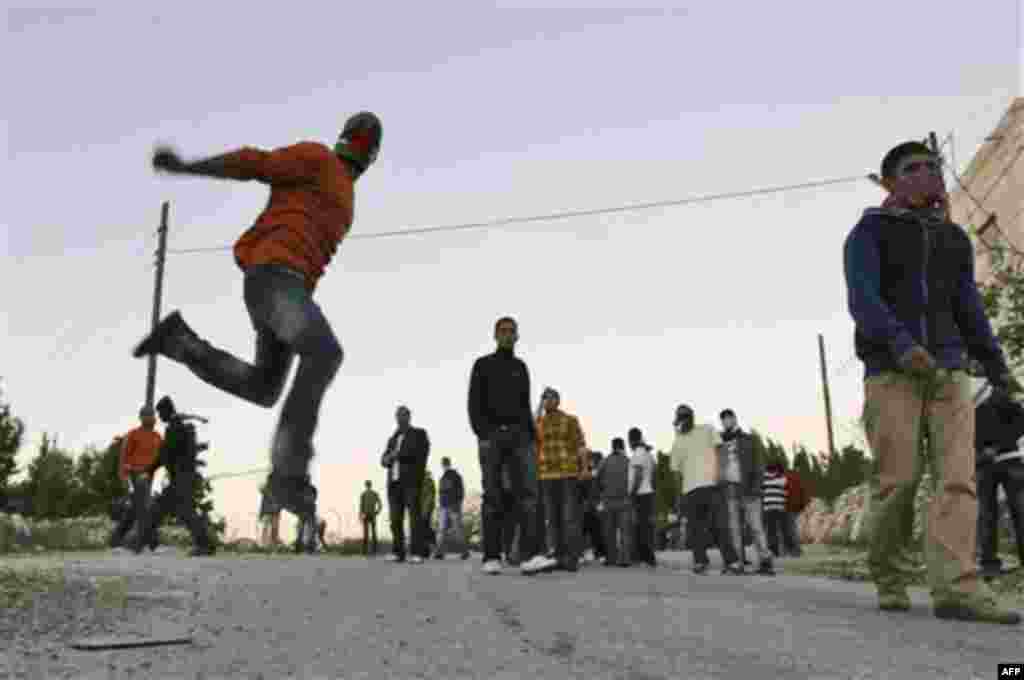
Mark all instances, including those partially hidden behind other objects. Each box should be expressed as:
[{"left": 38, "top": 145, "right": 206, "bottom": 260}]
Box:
[{"left": 933, "top": 604, "right": 1022, "bottom": 624}]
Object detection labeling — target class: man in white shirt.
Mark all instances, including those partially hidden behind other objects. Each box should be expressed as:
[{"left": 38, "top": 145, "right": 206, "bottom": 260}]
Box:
[
  {"left": 669, "top": 404, "right": 742, "bottom": 574},
  {"left": 628, "top": 427, "right": 657, "bottom": 567}
]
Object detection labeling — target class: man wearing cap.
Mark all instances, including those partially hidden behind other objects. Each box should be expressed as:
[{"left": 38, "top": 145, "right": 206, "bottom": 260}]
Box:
[
  {"left": 110, "top": 406, "right": 162, "bottom": 551},
  {"left": 133, "top": 396, "right": 216, "bottom": 556},
  {"left": 669, "top": 404, "right": 741, "bottom": 574},
  {"left": 535, "top": 387, "right": 588, "bottom": 571},
  {"left": 844, "top": 139, "right": 1022, "bottom": 623},
  {"left": 134, "top": 113, "right": 383, "bottom": 532}
]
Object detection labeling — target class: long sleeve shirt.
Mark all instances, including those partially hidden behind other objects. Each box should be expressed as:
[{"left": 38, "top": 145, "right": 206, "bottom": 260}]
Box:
[
  {"left": 535, "top": 409, "right": 587, "bottom": 480},
  {"left": 226, "top": 141, "right": 355, "bottom": 291},
  {"left": 467, "top": 349, "right": 535, "bottom": 440},
  {"left": 119, "top": 426, "right": 162, "bottom": 480}
]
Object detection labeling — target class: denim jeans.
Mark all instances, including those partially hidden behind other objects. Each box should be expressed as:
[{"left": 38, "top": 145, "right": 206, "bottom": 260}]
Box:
[
  {"left": 479, "top": 427, "right": 539, "bottom": 562},
  {"left": 601, "top": 499, "right": 633, "bottom": 565},
  {"left": 436, "top": 506, "right": 467, "bottom": 556},
  {"left": 733, "top": 497, "right": 772, "bottom": 563},
  {"left": 172, "top": 264, "right": 343, "bottom": 478},
  {"left": 685, "top": 485, "right": 739, "bottom": 567},
  {"left": 110, "top": 473, "right": 153, "bottom": 548},
  {"left": 541, "top": 478, "right": 580, "bottom": 564}
]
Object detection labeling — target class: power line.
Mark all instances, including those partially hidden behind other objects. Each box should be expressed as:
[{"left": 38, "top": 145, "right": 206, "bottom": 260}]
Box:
[{"left": 165, "top": 174, "right": 871, "bottom": 255}]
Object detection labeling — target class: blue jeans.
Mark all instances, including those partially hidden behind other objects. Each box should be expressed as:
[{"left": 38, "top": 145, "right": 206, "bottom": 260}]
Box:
[
  {"left": 172, "top": 265, "right": 343, "bottom": 477},
  {"left": 479, "top": 427, "right": 539, "bottom": 562}
]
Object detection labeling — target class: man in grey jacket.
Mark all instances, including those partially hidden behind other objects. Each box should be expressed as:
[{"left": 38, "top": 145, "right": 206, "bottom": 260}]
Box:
[{"left": 720, "top": 409, "right": 774, "bottom": 575}]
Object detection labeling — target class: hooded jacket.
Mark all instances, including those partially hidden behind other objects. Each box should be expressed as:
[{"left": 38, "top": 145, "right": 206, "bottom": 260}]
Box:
[{"left": 719, "top": 427, "right": 764, "bottom": 498}]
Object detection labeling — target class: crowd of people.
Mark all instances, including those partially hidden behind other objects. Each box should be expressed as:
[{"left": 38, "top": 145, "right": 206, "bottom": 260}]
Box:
[{"left": 126, "top": 118, "right": 1022, "bottom": 624}]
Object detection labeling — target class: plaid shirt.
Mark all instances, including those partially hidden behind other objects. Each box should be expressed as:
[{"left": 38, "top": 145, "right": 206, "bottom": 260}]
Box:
[{"left": 536, "top": 409, "right": 586, "bottom": 480}]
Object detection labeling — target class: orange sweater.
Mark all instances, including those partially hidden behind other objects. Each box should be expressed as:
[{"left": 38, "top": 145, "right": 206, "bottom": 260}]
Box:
[
  {"left": 224, "top": 142, "right": 355, "bottom": 291},
  {"left": 120, "top": 426, "right": 163, "bottom": 479}
]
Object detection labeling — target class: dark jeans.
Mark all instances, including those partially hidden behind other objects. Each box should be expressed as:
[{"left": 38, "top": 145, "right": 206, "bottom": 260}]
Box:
[
  {"left": 362, "top": 516, "right": 379, "bottom": 555},
  {"left": 110, "top": 473, "right": 154, "bottom": 548},
  {"left": 977, "top": 460, "right": 1024, "bottom": 568},
  {"left": 582, "top": 508, "right": 606, "bottom": 558},
  {"left": 763, "top": 509, "right": 787, "bottom": 557},
  {"left": 169, "top": 265, "right": 343, "bottom": 478},
  {"left": 783, "top": 512, "right": 803, "bottom": 556},
  {"left": 602, "top": 499, "right": 633, "bottom": 565},
  {"left": 541, "top": 478, "right": 580, "bottom": 565},
  {"left": 686, "top": 485, "right": 739, "bottom": 567},
  {"left": 479, "top": 428, "right": 539, "bottom": 563},
  {"left": 388, "top": 479, "right": 423, "bottom": 559},
  {"left": 633, "top": 493, "right": 656, "bottom": 565},
  {"left": 500, "top": 488, "right": 519, "bottom": 560},
  {"left": 135, "top": 470, "right": 212, "bottom": 552}
]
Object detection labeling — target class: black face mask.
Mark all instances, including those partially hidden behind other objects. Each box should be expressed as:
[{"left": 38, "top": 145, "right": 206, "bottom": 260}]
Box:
[{"left": 675, "top": 415, "right": 693, "bottom": 433}]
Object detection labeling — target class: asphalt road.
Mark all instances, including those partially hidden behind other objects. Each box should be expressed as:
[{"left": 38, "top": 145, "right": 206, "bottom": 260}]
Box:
[{"left": 2, "top": 550, "right": 1021, "bottom": 679}]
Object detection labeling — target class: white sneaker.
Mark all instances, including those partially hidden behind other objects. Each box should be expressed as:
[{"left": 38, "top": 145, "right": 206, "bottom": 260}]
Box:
[
  {"left": 482, "top": 560, "right": 502, "bottom": 574},
  {"left": 410, "top": 556, "right": 424, "bottom": 564},
  {"left": 152, "top": 546, "right": 173, "bottom": 555},
  {"left": 521, "top": 554, "right": 558, "bottom": 575},
  {"left": 111, "top": 547, "right": 131, "bottom": 555}
]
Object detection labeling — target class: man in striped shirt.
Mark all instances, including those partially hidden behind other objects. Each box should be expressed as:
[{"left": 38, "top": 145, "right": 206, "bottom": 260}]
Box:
[{"left": 761, "top": 463, "right": 788, "bottom": 558}]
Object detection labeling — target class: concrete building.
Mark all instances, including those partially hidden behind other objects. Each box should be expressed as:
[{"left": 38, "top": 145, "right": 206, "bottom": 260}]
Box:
[{"left": 948, "top": 97, "right": 1024, "bottom": 284}]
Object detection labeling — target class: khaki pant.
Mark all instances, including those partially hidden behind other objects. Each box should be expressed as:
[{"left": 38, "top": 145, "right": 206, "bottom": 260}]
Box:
[{"left": 862, "top": 369, "right": 980, "bottom": 597}]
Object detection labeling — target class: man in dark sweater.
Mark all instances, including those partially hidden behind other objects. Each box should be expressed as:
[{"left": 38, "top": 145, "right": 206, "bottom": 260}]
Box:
[
  {"left": 597, "top": 438, "right": 634, "bottom": 566},
  {"left": 434, "top": 457, "right": 471, "bottom": 559},
  {"left": 844, "top": 139, "right": 1021, "bottom": 624},
  {"left": 468, "top": 316, "right": 551, "bottom": 575},
  {"left": 974, "top": 383, "right": 1024, "bottom": 579}
]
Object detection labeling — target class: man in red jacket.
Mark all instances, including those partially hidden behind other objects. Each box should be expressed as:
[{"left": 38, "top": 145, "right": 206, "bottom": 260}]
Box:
[
  {"left": 782, "top": 469, "right": 808, "bottom": 557},
  {"left": 133, "top": 114, "right": 382, "bottom": 538}
]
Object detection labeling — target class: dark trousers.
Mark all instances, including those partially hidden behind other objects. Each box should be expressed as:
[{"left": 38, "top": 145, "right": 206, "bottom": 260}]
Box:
[
  {"left": 362, "top": 516, "right": 379, "bottom": 555},
  {"left": 783, "top": 512, "right": 803, "bottom": 556},
  {"left": 479, "top": 428, "right": 539, "bottom": 563},
  {"left": 582, "top": 507, "right": 606, "bottom": 557},
  {"left": 135, "top": 471, "right": 212, "bottom": 552},
  {"left": 110, "top": 473, "right": 155, "bottom": 549},
  {"left": 602, "top": 499, "right": 633, "bottom": 565},
  {"left": 977, "top": 460, "right": 1024, "bottom": 568},
  {"left": 686, "top": 486, "right": 739, "bottom": 566},
  {"left": 633, "top": 493, "right": 656, "bottom": 565},
  {"left": 166, "top": 265, "right": 344, "bottom": 478},
  {"left": 500, "top": 488, "right": 519, "bottom": 560},
  {"left": 541, "top": 478, "right": 580, "bottom": 565},
  {"left": 388, "top": 478, "right": 423, "bottom": 559},
  {"left": 763, "top": 509, "right": 787, "bottom": 557},
  {"left": 420, "top": 509, "right": 435, "bottom": 557}
]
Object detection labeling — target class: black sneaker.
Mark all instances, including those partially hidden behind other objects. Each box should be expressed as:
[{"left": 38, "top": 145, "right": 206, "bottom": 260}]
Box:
[
  {"left": 692, "top": 562, "right": 709, "bottom": 574},
  {"left": 461, "top": 552, "right": 471, "bottom": 560},
  {"left": 190, "top": 545, "right": 217, "bottom": 558},
  {"left": 756, "top": 560, "right": 776, "bottom": 576},
  {"left": 722, "top": 563, "right": 744, "bottom": 575},
  {"left": 132, "top": 310, "right": 189, "bottom": 358}
]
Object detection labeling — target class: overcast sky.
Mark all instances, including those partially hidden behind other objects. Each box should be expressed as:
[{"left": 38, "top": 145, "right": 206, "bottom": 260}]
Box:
[{"left": 3, "top": 2, "right": 1021, "bottom": 541}]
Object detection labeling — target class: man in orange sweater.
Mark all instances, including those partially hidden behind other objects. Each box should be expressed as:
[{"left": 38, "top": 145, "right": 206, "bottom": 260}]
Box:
[
  {"left": 132, "top": 113, "right": 382, "bottom": 533},
  {"left": 110, "top": 406, "right": 162, "bottom": 549}
]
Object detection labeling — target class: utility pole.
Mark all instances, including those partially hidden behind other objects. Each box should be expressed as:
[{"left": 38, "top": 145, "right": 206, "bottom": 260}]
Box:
[
  {"left": 818, "top": 333, "right": 837, "bottom": 460},
  {"left": 144, "top": 201, "right": 170, "bottom": 409}
]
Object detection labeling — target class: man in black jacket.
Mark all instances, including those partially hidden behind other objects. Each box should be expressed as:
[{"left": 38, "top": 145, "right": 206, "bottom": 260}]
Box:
[
  {"left": 974, "top": 384, "right": 1024, "bottom": 579},
  {"left": 434, "top": 457, "right": 471, "bottom": 559},
  {"left": 381, "top": 405, "right": 430, "bottom": 563},
  {"left": 720, "top": 409, "right": 774, "bottom": 575},
  {"left": 844, "top": 139, "right": 1021, "bottom": 624},
  {"left": 468, "top": 316, "right": 549, "bottom": 575},
  {"left": 131, "top": 396, "right": 216, "bottom": 557}
]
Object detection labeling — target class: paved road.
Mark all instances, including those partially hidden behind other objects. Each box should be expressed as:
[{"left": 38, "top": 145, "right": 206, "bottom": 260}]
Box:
[{"left": 2, "top": 550, "right": 1021, "bottom": 679}]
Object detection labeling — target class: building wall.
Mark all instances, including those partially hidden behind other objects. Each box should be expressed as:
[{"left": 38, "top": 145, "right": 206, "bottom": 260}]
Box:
[{"left": 948, "top": 97, "right": 1024, "bottom": 284}]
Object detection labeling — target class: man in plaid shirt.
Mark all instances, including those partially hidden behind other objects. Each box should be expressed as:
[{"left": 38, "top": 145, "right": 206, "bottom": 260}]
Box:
[{"left": 535, "top": 387, "right": 588, "bottom": 572}]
